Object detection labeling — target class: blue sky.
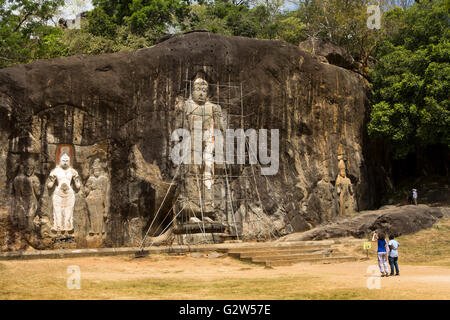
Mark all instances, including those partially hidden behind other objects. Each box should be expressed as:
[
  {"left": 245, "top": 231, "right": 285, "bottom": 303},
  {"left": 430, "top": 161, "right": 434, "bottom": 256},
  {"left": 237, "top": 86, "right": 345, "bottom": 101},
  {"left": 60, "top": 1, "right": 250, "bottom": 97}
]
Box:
[{"left": 58, "top": 0, "right": 94, "bottom": 19}]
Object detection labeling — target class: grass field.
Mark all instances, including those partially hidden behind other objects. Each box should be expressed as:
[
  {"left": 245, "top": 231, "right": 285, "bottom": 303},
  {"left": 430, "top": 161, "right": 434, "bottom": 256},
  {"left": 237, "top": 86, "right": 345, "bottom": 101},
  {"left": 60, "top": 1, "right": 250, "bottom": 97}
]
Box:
[
  {"left": 0, "top": 219, "right": 449, "bottom": 300},
  {"left": 346, "top": 217, "right": 450, "bottom": 267}
]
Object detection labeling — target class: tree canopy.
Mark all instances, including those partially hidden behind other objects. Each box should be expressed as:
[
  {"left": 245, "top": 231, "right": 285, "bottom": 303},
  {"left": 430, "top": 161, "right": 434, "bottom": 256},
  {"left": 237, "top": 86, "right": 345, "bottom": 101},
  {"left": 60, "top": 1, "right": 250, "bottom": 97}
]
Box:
[
  {"left": 0, "top": 0, "right": 67, "bottom": 68},
  {"left": 368, "top": 0, "right": 449, "bottom": 159}
]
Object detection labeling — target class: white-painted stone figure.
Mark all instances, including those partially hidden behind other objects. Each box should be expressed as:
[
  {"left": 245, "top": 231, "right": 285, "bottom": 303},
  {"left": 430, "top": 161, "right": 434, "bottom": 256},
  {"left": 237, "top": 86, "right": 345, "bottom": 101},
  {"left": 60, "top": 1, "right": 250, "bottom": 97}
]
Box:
[
  {"left": 48, "top": 152, "right": 81, "bottom": 233},
  {"left": 85, "top": 159, "right": 110, "bottom": 236}
]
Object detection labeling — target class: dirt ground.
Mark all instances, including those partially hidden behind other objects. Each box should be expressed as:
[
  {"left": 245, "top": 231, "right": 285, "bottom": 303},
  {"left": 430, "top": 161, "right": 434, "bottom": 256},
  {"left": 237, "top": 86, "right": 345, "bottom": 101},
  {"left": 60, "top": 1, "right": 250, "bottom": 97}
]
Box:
[
  {"left": 1, "top": 218, "right": 449, "bottom": 300},
  {"left": 1, "top": 254, "right": 449, "bottom": 300}
]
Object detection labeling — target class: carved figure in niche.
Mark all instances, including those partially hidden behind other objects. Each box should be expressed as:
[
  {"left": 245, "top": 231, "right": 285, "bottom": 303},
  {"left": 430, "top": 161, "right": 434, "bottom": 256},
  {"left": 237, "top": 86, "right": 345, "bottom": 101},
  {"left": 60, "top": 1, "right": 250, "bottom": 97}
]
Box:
[
  {"left": 47, "top": 147, "right": 81, "bottom": 233},
  {"left": 85, "top": 159, "right": 110, "bottom": 236},
  {"left": 11, "top": 158, "right": 40, "bottom": 231},
  {"left": 335, "top": 157, "right": 356, "bottom": 216},
  {"left": 182, "top": 73, "right": 226, "bottom": 221},
  {"left": 126, "top": 151, "right": 154, "bottom": 244}
]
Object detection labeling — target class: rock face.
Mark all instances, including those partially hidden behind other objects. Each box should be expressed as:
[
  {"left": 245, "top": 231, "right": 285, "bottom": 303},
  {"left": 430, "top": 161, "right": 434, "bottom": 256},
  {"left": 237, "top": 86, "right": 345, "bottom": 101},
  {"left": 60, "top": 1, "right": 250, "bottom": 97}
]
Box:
[
  {"left": 0, "top": 32, "right": 385, "bottom": 250},
  {"left": 298, "top": 39, "right": 355, "bottom": 70},
  {"left": 278, "top": 205, "right": 445, "bottom": 241}
]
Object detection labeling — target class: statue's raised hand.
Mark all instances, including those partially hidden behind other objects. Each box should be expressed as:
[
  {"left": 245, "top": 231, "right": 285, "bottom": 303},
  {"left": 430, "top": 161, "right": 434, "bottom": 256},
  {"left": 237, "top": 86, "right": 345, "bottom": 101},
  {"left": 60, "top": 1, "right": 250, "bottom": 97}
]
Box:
[{"left": 47, "top": 175, "right": 57, "bottom": 189}]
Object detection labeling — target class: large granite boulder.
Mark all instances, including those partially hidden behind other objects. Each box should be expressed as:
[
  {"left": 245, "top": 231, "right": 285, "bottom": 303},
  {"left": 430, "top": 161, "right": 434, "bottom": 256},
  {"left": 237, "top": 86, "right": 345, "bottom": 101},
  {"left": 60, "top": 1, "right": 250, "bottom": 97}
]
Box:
[
  {"left": 278, "top": 205, "right": 446, "bottom": 241},
  {"left": 0, "top": 32, "right": 387, "bottom": 250}
]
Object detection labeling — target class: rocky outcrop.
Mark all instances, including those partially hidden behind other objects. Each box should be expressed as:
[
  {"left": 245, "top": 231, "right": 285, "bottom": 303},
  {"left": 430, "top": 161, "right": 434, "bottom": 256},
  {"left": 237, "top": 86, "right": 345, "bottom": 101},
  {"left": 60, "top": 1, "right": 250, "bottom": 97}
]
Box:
[
  {"left": 0, "top": 32, "right": 385, "bottom": 250},
  {"left": 299, "top": 38, "right": 355, "bottom": 70},
  {"left": 278, "top": 205, "right": 446, "bottom": 241}
]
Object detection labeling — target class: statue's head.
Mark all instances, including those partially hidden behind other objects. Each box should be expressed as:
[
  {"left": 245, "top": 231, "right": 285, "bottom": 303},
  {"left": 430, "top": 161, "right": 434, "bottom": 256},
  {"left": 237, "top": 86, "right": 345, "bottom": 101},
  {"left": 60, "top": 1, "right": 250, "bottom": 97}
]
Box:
[
  {"left": 192, "top": 76, "right": 208, "bottom": 105},
  {"left": 59, "top": 153, "right": 71, "bottom": 169},
  {"left": 92, "top": 159, "right": 103, "bottom": 177},
  {"left": 24, "top": 159, "right": 35, "bottom": 177}
]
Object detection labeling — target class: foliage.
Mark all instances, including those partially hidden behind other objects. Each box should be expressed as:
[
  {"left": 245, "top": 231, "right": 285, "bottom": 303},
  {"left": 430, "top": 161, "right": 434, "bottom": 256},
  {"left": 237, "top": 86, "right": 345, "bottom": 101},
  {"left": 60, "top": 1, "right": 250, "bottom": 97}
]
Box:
[
  {"left": 63, "top": 23, "right": 151, "bottom": 55},
  {"left": 368, "top": 0, "right": 449, "bottom": 159},
  {"left": 275, "top": 13, "right": 306, "bottom": 44},
  {"left": 90, "top": 0, "right": 190, "bottom": 37},
  {"left": 0, "top": 0, "right": 66, "bottom": 67},
  {"left": 87, "top": 6, "right": 118, "bottom": 38},
  {"left": 185, "top": 0, "right": 259, "bottom": 37}
]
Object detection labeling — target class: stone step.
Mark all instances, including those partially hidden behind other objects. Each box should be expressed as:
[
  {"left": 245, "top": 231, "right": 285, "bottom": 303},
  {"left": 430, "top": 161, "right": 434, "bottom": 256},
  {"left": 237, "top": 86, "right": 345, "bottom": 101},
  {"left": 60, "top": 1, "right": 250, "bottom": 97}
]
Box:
[
  {"left": 250, "top": 252, "right": 347, "bottom": 263},
  {"left": 266, "top": 256, "right": 357, "bottom": 267},
  {"left": 236, "top": 248, "right": 333, "bottom": 259},
  {"left": 227, "top": 244, "right": 330, "bottom": 254}
]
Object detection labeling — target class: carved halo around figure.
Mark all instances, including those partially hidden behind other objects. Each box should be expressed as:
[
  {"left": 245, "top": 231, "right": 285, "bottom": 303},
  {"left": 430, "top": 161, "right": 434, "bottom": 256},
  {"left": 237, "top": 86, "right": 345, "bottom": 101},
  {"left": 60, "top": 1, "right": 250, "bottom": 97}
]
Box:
[{"left": 55, "top": 144, "right": 74, "bottom": 166}]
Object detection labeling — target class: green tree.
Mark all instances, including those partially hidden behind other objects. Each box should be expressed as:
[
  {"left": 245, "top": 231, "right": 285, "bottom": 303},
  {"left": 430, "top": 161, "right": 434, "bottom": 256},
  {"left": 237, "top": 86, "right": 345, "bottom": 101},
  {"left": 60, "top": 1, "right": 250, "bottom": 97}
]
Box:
[
  {"left": 275, "top": 13, "right": 306, "bottom": 44},
  {"left": 0, "top": 0, "right": 66, "bottom": 68},
  {"left": 184, "top": 0, "right": 259, "bottom": 37},
  {"left": 368, "top": 0, "right": 449, "bottom": 159},
  {"left": 91, "top": 0, "right": 190, "bottom": 37},
  {"left": 87, "top": 6, "right": 118, "bottom": 38},
  {"left": 286, "top": 0, "right": 410, "bottom": 68}
]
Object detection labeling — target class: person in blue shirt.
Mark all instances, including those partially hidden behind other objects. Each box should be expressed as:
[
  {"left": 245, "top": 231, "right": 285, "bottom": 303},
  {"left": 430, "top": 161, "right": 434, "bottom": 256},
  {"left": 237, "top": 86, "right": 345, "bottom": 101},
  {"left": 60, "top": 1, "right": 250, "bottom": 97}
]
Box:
[
  {"left": 388, "top": 235, "right": 400, "bottom": 276},
  {"left": 371, "top": 231, "right": 390, "bottom": 277}
]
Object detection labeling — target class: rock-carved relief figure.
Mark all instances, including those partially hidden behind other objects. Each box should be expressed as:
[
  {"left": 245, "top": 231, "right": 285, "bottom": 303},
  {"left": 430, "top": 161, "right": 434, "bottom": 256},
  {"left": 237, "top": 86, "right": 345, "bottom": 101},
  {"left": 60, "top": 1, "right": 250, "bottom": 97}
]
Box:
[
  {"left": 11, "top": 158, "right": 40, "bottom": 231},
  {"left": 47, "top": 147, "right": 81, "bottom": 234},
  {"left": 335, "top": 157, "right": 356, "bottom": 216},
  {"left": 178, "top": 73, "right": 226, "bottom": 222},
  {"left": 125, "top": 150, "right": 154, "bottom": 245},
  {"left": 85, "top": 159, "right": 110, "bottom": 236}
]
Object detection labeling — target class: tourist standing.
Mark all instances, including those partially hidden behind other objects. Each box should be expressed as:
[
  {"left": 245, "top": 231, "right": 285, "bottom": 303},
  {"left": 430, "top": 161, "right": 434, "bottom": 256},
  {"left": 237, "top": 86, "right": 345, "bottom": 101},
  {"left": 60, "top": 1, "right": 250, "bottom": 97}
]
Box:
[
  {"left": 388, "top": 235, "right": 400, "bottom": 276},
  {"left": 372, "top": 231, "right": 390, "bottom": 277},
  {"left": 412, "top": 188, "right": 418, "bottom": 205}
]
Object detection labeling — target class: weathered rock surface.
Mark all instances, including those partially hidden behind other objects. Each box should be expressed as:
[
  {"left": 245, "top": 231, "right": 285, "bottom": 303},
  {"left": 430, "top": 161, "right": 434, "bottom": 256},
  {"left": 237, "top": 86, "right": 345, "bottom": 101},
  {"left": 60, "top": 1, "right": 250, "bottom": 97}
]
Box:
[
  {"left": 299, "top": 39, "right": 355, "bottom": 70},
  {"left": 278, "top": 205, "right": 446, "bottom": 241},
  {"left": 0, "top": 32, "right": 387, "bottom": 250}
]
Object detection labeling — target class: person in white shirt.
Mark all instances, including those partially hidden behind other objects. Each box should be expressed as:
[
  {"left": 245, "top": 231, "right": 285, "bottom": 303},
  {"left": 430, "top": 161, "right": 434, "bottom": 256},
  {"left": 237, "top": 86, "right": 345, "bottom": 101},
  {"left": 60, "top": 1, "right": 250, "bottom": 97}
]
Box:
[
  {"left": 388, "top": 234, "right": 400, "bottom": 276},
  {"left": 412, "top": 188, "right": 418, "bottom": 205}
]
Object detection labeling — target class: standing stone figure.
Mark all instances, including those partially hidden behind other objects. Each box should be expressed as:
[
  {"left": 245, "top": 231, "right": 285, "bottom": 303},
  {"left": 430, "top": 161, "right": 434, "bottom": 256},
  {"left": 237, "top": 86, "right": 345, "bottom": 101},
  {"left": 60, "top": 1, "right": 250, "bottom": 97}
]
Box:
[
  {"left": 47, "top": 152, "right": 81, "bottom": 233},
  {"left": 125, "top": 151, "right": 154, "bottom": 245},
  {"left": 85, "top": 159, "right": 110, "bottom": 236},
  {"left": 181, "top": 74, "right": 226, "bottom": 221},
  {"left": 336, "top": 158, "right": 355, "bottom": 216},
  {"left": 11, "top": 158, "right": 40, "bottom": 231}
]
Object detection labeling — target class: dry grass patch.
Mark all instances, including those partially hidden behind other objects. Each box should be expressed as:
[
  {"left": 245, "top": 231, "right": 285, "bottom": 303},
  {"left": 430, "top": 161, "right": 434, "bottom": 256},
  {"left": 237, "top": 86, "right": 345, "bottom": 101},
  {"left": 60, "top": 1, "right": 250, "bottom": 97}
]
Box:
[
  {"left": 342, "top": 218, "right": 450, "bottom": 267},
  {"left": 397, "top": 218, "right": 450, "bottom": 266}
]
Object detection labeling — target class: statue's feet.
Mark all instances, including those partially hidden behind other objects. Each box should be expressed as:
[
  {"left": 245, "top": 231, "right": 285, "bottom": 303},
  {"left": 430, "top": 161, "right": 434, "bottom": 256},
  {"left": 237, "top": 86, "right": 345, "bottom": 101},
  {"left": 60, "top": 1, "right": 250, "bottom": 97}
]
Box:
[
  {"left": 189, "top": 216, "right": 215, "bottom": 224},
  {"left": 203, "top": 217, "right": 214, "bottom": 223},
  {"left": 189, "top": 217, "right": 202, "bottom": 224}
]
